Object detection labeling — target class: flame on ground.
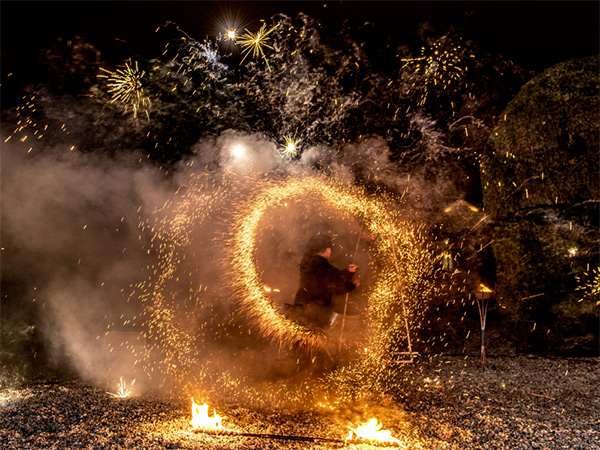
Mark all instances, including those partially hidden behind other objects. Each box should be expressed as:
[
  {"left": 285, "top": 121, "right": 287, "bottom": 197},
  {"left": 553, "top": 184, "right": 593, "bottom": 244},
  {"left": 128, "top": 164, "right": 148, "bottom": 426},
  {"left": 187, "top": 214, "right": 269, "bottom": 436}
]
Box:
[
  {"left": 190, "top": 399, "right": 224, "bottom": 431},
  {"left": 347, "top": 418, "right": 403, "bottom": 446}
]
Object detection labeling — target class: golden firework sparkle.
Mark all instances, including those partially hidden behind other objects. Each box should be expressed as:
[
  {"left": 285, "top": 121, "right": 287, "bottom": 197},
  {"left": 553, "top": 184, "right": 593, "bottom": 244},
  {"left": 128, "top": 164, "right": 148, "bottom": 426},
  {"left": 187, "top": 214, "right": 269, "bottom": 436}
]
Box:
[
  {"left": 237, "top": 22, "right": 280, "bottom": 71},
  {"left": 125, "top": 172, "right": 233, "bottom": 388},
  {"left": 106, "top": 377, "right": 135, "bottom": 398},
  {"left": 98, "top": 61, "right": 149, "bottom": 119},
  {"left": 400, "top": 34, "right": 474, "bottom": 106},
  {"left": 4, "top": 91, "right": 77, "bottom": 154}
]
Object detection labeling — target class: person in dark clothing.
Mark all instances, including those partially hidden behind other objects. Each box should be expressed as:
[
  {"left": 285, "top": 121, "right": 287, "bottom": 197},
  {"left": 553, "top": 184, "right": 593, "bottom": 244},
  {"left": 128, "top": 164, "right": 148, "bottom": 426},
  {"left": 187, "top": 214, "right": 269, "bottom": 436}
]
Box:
[{"left": 293, "top": 234, "right": 361, "bottom": 330}]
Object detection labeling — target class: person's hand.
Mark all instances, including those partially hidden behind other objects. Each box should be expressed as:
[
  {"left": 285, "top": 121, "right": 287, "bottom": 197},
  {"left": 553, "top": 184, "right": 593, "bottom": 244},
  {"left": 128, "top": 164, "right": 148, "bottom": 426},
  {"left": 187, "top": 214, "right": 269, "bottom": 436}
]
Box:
[
  {"left": 348, "top": 264, "right": 359, "bottom": 273},
  {"left": 360, "top": 233, "right": 375, "bottom": 242},
  {"left": 353, "top": 279, "right": 361, "bottom": 287}
]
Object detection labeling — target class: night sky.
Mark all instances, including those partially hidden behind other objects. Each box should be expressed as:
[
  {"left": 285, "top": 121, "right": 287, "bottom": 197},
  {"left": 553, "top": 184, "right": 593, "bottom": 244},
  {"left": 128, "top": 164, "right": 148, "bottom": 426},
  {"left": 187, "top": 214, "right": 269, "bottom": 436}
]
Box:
[{"left": 2, "top": 1, "right": 599, "bottom": 76}]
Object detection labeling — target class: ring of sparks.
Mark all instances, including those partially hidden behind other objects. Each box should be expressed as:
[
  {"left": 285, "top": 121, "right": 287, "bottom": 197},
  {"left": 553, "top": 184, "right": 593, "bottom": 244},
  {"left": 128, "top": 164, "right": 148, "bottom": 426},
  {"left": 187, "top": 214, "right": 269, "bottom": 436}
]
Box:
[{"left": 228, "top": 175, "right": 432, "bottom": 356}]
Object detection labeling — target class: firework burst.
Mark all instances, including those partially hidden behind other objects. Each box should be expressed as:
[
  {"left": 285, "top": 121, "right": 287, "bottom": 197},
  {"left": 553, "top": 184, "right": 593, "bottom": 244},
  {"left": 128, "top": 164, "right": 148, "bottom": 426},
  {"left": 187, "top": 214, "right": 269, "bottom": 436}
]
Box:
[
  {"left": 281, "top": 134, "right": 301, "bottom": 158},
  {"left": 237, "top": 22, "right": 280, "bottom": 72},
  {"left": 400, "top": 34, "right": 474, "bottom": 107},
  {"left": 575, "top": 267, "right": 600, "bottom": 305},
  {"left": 98, "top": 60, "right": 149, "bottom": 119}
]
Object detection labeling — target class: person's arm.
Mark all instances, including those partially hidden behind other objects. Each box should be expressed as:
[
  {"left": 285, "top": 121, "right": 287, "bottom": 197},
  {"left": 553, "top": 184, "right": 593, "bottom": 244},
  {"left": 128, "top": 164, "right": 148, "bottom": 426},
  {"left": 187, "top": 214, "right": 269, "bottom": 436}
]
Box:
[{"left": 325, "top": 262, "right": 358, "bottom": 294}]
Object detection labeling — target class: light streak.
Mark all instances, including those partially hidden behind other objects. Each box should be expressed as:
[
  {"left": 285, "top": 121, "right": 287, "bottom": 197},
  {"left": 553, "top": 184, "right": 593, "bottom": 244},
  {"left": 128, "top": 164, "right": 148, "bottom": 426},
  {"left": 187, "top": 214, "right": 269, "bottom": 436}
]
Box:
[
  {"left": 227, "top": 175, "right": 436, "bottom": 400},
  {"left": 106, "top": 377, "right": 135, "bottom": 398},
  {"left": 575, "top": 267, "right": 600, "bottom": 305},
  {"left": 479, "top": 283, "right": 493, "bottom": 293}
]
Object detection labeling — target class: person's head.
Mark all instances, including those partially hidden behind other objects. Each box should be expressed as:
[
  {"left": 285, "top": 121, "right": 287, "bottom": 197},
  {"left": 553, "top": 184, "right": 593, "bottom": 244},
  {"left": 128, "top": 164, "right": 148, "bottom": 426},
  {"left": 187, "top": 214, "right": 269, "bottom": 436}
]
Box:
[
  {"left": 317, "top": 247, "right": 332, "bottom": 258},
  {"left": 305, "top": 234, "right": 332, "bottom": 257}
]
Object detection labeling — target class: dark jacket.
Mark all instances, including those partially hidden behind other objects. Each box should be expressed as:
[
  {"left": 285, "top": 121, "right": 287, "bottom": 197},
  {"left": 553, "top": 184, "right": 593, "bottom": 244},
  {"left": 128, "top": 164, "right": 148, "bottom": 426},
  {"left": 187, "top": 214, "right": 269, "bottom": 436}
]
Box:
[{"left": 293, "top": 255, "right": 356, "bottom": 328}]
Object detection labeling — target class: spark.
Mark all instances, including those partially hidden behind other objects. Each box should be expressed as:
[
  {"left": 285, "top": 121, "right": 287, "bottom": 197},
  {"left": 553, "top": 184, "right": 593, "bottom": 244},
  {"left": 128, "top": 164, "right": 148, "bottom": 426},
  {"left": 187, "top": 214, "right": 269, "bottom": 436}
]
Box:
[
  {"left": 227, "top": 175, "right": 436, "bottom": 399},
  {"left": 479, "top": 283, "right": 493, "bottom": 293},
  {"left": 281, "top": 134, "right": 300, "bottom": 158},
  {"left": 225, "top": 28, "right": 237, "bottom": 41},
  {"left": 237, "top": 22, "right": 280, "bottom": 72},
  {"left": 106, "top": 377, "right": 135, "bottom": 398},
  {"left": 98, "top": 60, "right": 149, "bottom": 118}
]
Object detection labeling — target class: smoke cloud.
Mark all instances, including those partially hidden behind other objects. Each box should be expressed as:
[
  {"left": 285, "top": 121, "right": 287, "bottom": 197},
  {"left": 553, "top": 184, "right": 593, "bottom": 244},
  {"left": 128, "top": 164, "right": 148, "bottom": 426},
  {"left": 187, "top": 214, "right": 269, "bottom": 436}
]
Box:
[
  {"left": 1, "top": 117, "right": 466, "bottom": 397},
  {"left": 1, "top": 141, "right": 171, "bottom": 379}
]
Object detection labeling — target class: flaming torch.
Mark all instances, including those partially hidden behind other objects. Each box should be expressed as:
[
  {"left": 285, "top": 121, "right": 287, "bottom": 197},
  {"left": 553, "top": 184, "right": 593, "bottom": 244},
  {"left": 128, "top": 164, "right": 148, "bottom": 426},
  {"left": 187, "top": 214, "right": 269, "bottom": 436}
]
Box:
[{"left": 475, "top": 283, "right": 493, "bottom": 364}]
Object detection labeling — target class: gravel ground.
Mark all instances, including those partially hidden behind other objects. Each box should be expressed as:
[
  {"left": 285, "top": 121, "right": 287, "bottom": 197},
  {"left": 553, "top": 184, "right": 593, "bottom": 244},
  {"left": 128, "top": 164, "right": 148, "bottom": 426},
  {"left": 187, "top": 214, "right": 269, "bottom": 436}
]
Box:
[{"left": 1, "top": 355, "right": 598, "bottom": 449}]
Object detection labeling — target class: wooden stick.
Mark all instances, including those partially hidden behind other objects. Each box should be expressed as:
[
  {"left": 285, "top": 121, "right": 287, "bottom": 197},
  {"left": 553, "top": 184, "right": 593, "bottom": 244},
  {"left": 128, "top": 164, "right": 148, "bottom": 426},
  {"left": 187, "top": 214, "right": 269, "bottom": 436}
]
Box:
[
  {"left": 528, "top": 392, "right": 556, "bottom": 400},
  {"left": 338, "top": 215, "right": 365, "bottom": 352},
  {"left": 388, "top": 235, "right": 414, "bottom": 361},
  {"left": 520, "top": 293, "right": 545, "bottom": 301},
  {"left": 190, "top": 427, "right": 346, "bottom": 444}
]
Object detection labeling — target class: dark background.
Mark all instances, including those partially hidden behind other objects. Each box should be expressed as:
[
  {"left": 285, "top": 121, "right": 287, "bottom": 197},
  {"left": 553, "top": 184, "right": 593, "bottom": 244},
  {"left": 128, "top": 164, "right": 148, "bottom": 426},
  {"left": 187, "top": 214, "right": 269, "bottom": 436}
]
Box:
[{"left": 2, "top": 1, "right": 599, "bottom": 73}]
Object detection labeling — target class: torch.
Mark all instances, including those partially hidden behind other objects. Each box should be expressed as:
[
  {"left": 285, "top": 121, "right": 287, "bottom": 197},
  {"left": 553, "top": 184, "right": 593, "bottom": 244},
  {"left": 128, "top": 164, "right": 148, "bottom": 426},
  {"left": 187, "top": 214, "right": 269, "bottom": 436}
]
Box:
[{"left": 475, "top": 283, "right": 493, "bottom": 364}]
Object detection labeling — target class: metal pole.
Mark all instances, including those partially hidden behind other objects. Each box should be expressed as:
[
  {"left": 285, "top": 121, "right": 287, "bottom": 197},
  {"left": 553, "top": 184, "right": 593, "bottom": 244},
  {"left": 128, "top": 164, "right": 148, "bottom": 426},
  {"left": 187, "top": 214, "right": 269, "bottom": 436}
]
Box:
[{"left": 476, "top": 293, "right": 489, "bottom": 364}]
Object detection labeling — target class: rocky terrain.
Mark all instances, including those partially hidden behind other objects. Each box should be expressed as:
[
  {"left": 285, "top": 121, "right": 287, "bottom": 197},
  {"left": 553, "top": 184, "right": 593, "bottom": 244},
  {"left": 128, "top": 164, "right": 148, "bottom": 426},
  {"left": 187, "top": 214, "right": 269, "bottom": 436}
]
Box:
[{"left": 1, "top": 355, "right": 598, "bottom": 449}]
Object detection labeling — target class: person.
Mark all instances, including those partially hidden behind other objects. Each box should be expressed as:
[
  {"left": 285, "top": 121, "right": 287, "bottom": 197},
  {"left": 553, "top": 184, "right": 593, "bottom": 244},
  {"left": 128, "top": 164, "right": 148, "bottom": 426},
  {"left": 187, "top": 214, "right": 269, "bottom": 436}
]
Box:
[{"left": 292, "top": 234, "right": 361, "bottom": 330}]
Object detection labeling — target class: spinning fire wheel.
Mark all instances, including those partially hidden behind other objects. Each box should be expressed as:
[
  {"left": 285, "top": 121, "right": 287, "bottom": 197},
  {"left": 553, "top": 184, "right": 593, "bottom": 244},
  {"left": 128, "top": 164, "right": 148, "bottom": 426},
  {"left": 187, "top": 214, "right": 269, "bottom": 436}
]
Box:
[{"left": 228, "top": 175, "right": 431, "bottom": 361}]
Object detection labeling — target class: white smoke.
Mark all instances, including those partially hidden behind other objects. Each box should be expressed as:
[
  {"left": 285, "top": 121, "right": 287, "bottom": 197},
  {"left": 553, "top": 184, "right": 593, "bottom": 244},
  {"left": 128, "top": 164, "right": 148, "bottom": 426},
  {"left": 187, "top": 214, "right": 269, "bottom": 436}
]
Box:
[{"left": 1, "top": 119, "right": 465, "bottom": 392}]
